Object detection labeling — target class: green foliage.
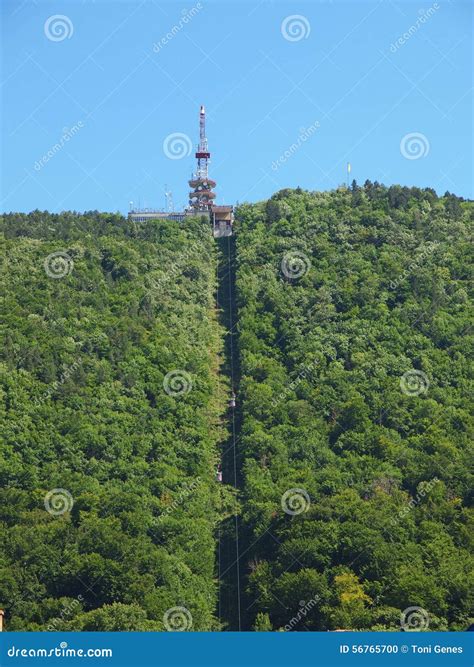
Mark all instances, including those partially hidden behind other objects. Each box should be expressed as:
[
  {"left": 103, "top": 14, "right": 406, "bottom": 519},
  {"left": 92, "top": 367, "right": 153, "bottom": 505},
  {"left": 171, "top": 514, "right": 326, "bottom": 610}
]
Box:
[
  {"left": 0, "top": 212, "right": 226, "bottom": 630},
  {"left": 1, "top": 186, "right": 473, "bottom": 633},
  {"left": 235, "top": 185, "right": 473, "bottom": 631},
  {"left": 253, "top": 612, "right": 272, "bottom": 631}
]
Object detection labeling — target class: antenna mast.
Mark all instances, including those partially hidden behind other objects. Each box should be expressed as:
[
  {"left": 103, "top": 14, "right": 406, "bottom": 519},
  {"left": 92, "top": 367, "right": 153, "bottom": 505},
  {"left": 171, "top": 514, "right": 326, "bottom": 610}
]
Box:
[
  {"left": 164, "top": 185, "right": 174, "bottom": 212},
  {"left": 188, "top": 105, "right": 216, "bottom": 211}
]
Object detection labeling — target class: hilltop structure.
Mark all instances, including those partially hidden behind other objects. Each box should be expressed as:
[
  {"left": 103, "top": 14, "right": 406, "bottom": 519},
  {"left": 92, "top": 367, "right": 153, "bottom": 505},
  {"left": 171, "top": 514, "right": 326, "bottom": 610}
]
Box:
[
  {"left": 129, "top": 106, "right": 233, "bottom": 237},
  {"left": 188, "top": 105, "right": 216, "bottom": 211}
]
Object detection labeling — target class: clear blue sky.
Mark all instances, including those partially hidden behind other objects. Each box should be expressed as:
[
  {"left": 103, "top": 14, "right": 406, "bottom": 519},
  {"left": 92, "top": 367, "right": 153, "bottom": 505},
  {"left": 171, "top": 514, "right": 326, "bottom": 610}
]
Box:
[{"left": 1, "top": 0, "right": 472, "bottom": 214}]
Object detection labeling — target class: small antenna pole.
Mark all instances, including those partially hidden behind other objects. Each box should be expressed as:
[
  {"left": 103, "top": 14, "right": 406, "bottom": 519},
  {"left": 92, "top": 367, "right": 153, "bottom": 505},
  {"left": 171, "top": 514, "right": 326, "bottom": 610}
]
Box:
[{"left": 164, "top": 185, "right": 174, "bottom": 212}]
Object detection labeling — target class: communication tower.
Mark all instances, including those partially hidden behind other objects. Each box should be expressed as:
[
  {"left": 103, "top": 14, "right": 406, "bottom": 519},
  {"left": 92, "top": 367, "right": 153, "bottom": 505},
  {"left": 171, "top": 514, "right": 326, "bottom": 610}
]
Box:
[{"left": 188, "top": 105, "right": 216, "bottom": 211}]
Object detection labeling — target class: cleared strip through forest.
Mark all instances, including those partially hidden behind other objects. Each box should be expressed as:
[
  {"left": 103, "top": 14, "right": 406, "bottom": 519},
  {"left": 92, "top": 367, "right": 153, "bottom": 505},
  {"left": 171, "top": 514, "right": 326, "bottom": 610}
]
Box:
[{"left": 215, "top": 234, "right": 244, "bottom": 631}]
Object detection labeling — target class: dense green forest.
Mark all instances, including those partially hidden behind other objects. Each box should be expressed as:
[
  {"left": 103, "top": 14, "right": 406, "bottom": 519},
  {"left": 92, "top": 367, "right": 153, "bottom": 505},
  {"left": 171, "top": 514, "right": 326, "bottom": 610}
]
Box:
[
  {"left": 0, "top": 212, "right": 230, "bottom": 630},
  {"left": 235, "top": 183, "right": 473, "bottom": 631},
  {"left": 1, "top": 184, "right": 473, "bottom": 632}
]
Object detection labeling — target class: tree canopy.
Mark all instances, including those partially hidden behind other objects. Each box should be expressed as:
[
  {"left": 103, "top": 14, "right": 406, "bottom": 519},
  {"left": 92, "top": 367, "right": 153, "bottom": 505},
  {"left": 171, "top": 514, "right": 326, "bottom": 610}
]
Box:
[
  {"left": 0, "top": 212, "right": 228, "bottom": 630},
  {"left": 234, "top": 184, "right": 473, "bottom": 631},
  {"left": 1, "top": 184, "right": 472, "bottom": 632}
]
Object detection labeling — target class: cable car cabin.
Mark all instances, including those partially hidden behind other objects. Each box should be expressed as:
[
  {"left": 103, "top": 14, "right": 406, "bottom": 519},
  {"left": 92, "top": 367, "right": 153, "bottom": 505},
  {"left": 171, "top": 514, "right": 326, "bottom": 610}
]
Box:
[
  {"left": 212, "top": 205, "right": 233, "bottom": 237},
  {"left": 229, "top": 392, "right": 236, "bottom": 408}
]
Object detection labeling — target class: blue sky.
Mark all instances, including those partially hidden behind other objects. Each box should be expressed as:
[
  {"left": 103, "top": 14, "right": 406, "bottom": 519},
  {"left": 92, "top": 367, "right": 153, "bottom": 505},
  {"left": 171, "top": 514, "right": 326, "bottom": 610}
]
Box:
[{"left": 1, "top": 0, "right": 472, "bottom": 214}]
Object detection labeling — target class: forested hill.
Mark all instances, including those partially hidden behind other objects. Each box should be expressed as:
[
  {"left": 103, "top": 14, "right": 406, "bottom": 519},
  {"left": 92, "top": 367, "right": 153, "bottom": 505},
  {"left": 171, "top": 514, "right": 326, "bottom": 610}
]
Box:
[
  {"left": 1, "top": 184, "right": 473, "bottom": 634},
  {"left": 0, "top": 212, "right": 229, "bottom": 630},
  {"left": 235, "top": 183, "right": 473, "bottom": 631}
]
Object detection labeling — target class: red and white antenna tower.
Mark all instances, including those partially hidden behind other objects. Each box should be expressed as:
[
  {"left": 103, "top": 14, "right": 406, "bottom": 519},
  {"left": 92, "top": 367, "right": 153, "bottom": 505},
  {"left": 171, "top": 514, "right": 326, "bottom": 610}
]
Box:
[{"left": 188, "top": 105, "right": 216, "bottom": 211}]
